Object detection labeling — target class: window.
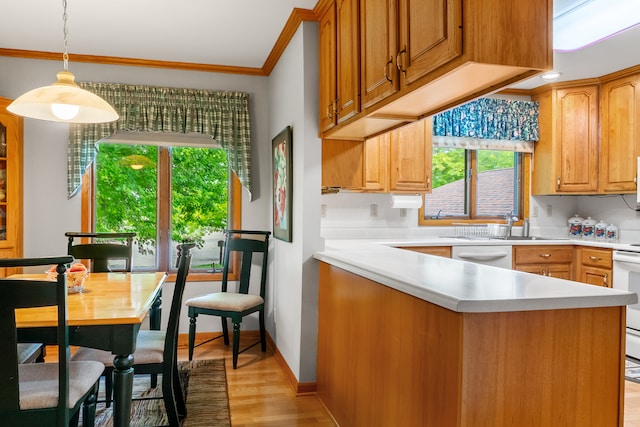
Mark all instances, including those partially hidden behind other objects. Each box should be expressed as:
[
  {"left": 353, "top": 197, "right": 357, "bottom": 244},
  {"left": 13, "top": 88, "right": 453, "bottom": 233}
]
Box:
[
  {"left": 85, "top": 141, "right": 240, "bottom": 277},
  {"left": 419, "top": 148, "right": 527, "bottom": 224}
]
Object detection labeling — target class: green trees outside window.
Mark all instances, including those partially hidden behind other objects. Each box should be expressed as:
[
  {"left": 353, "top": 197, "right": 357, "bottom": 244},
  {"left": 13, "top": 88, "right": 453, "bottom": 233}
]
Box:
[{"left": 95, "top": 143, "right": 229, "bottom": 270}]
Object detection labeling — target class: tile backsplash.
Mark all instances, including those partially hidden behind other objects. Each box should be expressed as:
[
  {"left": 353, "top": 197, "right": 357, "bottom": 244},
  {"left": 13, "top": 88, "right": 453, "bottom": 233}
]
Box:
[{"left": 321, "top": 191, "right": 640, "bottom": 242}]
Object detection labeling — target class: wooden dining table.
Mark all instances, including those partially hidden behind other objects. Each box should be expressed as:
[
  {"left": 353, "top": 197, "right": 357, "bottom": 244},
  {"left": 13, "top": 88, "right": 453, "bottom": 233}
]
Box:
[{"left": 14, "top": 271, "right": 167, "bottom": 427}]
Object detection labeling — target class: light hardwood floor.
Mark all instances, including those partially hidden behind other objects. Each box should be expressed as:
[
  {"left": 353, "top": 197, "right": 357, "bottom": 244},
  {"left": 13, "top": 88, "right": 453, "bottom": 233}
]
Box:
[
  {"left": 49, "top": 335, "right": 640, "bottom": 426},
  {"left": 184, "top": 334, "right": 336, "bottom": 426}
]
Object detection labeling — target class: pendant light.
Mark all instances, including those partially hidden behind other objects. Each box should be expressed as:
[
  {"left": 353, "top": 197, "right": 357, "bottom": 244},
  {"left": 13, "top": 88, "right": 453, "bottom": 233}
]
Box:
[{"left": 7, "top": 0, "right": 119, "bottom": 123}]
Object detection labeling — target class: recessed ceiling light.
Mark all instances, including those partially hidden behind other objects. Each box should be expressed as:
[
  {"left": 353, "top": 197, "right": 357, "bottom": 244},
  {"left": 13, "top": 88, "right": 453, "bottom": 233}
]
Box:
[
  {"left": 541, "top": 71, "right": 562, "bottom": 82},
  {"left": 554, "top": 0, "right": 640, "bottom": 51}
]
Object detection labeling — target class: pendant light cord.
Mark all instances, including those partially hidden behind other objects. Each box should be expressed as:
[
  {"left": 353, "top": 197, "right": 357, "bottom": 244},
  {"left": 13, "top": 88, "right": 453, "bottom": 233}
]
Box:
[{"left": 62, "top": 0, "right": 69, "bottom": 72}]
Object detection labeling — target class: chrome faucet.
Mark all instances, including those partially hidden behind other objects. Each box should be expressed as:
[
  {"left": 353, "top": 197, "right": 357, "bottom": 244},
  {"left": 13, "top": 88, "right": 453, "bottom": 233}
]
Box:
[
  {"left": 504, "top": 211, "right": 519, "bottom": 226},
  {"left": 505, "top": 211, "right": 519, "bottom": 236}
]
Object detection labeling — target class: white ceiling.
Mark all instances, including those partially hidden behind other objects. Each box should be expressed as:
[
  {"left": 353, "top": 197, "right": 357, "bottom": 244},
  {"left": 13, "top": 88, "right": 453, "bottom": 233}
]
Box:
[
  {"left": 0, "top": 0, "right": 638, "bottom": 90},
  {"left": 0, "top": 0, "right": 318, "bottom": 69}
]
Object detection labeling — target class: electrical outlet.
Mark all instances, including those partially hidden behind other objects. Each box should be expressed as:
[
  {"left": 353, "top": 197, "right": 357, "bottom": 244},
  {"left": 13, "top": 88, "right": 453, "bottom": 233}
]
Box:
[
  {"left": 370, "top": 204, "right": 378, "bottom": 217},
  {"left": 532, "top": 206, "right": 539, "bottom": 217},
  {"left": 321, "top": 204, "right": 327, "bottom": 218}
]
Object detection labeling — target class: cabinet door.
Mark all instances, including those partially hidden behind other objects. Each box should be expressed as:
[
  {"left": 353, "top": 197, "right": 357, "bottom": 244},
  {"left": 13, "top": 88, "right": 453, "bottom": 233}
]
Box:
[
  {"left": 319, "top": 3, "right": 337, "bottom": 133},
  {"left": 322, "top": 139, "right": 364, "bottom": 189},
  {"left": 360, "top": 0, "right": 398, "bottom": 109},
  {"left": 556, "top": 86, "right": 599, "bottom": 192},
  {"left": 397, "top": 0, "right": 462, "bottom": 86},
  {"left": 389, "top": 119, "right": 432, "bottom": 192},
  {"left": 580, "top": 266, "right": 611, "bottom": 287},
  {"left": 336, "top": 0, "right": 360, "bottom": 124},
  {"left": 514, "top": 264, "right": 572, "bottom": 280},
  {"left": 363, "top": 132, "right": 390, "bottom": 191},
  {"left": 0, "top": 97, "right": 24, "bottom": 276},
  {"left": 600, "top": 73, "right": 640, "bottom": 193}
]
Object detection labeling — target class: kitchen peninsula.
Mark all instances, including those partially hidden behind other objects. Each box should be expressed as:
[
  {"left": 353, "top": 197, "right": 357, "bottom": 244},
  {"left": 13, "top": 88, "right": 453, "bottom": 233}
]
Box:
[{"left": 314, "top": 241, "right": 637, "bottom": 426}]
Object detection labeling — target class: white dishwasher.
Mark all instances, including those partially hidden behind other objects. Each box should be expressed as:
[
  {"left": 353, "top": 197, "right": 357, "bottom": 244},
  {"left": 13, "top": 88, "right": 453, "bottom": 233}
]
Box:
[{"left": 452, "top": 245, "right": 512, "bottom": 269}]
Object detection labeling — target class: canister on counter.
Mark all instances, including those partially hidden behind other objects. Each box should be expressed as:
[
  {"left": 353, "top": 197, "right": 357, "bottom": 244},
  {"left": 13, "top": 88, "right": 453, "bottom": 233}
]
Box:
[
  {"left": 568, "top": 214, "right": 584, "bottom": 238},
  {"left": 606, "top": 224, "right": 619, "bottom": 241},
  {"left": 595, "top": 220, "right": 608, "bottom": 240},
  {"left": 582, "top": 217, "right": 596, "bottom": 240}
]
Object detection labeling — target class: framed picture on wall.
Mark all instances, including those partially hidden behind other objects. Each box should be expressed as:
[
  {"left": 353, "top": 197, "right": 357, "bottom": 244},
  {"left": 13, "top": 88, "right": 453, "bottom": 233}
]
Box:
[{"left": 272, "top": 126, "right": 292, "bottom": 242}]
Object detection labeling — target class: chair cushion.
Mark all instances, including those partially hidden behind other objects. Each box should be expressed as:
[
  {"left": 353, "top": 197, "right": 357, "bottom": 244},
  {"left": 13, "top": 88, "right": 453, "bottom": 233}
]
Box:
[
  {"left": 71, "top": 330, "right": 166, "bottom": 366},
  {"left": 18, "top": 361, "right": 104, "bottom": 410},
  {"left": 186, "top": 292, "right": 264, "bottom": 312},
  {"left": 17, "top": 343, "right": 42, "bottom": 364}
]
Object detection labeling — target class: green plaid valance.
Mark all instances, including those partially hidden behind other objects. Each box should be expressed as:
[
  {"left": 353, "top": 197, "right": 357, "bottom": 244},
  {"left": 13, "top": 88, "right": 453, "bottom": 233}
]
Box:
[{"left": 68, "top": 83, "right": 252, "bottom": 199}]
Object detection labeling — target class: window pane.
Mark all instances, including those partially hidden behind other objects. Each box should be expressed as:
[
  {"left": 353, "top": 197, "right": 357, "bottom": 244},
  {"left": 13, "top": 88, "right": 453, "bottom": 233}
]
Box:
[
  {"left": 475, "top": 150, "right": 516, "bottom": 217},
  {"left": 95, "top": 144, "right": 158, "bottom": 269},
  {"left": 170, "top": 147, "right": 229, "bottom": 271},
  {"left": 424, "top": 147, "right": 467, "bottom": 218}
]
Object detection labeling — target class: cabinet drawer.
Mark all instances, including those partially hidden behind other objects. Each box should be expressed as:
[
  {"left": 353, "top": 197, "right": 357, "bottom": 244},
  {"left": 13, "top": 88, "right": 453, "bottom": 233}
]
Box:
[
  {"left": 579, "top": 247, "right": 612, "bottom": 268},
  {"left": 513, "top": 245, "right": 573, "bottom": 265}
]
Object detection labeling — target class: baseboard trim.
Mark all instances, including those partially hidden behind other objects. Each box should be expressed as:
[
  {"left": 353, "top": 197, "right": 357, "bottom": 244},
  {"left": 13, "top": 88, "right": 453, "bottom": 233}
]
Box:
[{"left": 179, "top": 331, "right": 317, "bottom": 395}]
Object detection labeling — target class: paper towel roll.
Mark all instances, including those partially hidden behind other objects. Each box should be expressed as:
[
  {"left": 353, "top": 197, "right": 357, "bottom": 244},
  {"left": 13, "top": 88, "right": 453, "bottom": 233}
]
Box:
[{"left": 389, "top": 194, "right": 423, "bottom": 209}]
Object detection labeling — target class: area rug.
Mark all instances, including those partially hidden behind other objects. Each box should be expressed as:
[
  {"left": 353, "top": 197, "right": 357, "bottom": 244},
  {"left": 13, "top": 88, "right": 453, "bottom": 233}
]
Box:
[
  {"left": 626, "top": 357, "right": 640, "bottom": 384},
  {"left": 93, "top": 359, "right": 231, "bottom": 427}
]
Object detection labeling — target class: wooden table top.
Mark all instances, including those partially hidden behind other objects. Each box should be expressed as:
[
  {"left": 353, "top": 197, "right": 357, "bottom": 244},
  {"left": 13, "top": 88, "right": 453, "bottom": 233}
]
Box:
[{"left": 13, "top": 272, "right": 167, "bottom": 328}]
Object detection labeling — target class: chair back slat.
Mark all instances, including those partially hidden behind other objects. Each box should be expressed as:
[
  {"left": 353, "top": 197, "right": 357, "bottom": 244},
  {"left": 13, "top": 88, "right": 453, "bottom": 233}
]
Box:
[
  {"left": 66, "top": 232, "right": 135, "bottom": 272},
  {"left": 221, "top": 230, "right": 270, "bottom": 296}
]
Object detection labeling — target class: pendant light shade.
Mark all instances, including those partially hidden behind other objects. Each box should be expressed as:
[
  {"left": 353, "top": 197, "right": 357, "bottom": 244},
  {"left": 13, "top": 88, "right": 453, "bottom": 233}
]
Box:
[
  {"left": 7, "top": 0, "right": 119, "bottom": 124},
  {"left": 8, "top": 71, "right": 119, "bottom": 123}
]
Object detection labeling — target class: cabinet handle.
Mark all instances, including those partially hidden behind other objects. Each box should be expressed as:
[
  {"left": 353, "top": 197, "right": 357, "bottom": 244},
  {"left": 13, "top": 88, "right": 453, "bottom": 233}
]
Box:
[
  {"left": 384, "top": 57, "right": 393, "bottom": 83},
  {"left": 589, "top": 256, "right": 601, "bottom": 261},
  {"left": 326, "top": 104, "right": 333, "bottom": 120},
  {"left": 604, "top": 273, "right": 608, "bottom": 285},
  {"left": 539, "top": 253, "right": 551, "bottom": 258},
  {"left": 556, "top": 177, "right": 561, "bottom": 190},
  {"left": 396, "top": 47, "right": 407, "bottom": 75}
]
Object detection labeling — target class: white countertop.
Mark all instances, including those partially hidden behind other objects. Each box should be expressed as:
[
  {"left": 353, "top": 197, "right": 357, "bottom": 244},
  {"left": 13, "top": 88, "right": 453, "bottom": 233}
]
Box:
[{"left": 314, "top": 238, "right": 638, "bottom": 313}]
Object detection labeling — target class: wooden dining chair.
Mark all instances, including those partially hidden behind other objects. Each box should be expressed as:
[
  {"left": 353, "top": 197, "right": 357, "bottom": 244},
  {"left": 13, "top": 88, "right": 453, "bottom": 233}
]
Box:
[
  {"left": 186, "top": 229, "right": 271, "bottom": 369},
  {"left": 0, "top": 256, "right": 104, "bottom": 427},
  {"left": 65, "top": 231, "right": 136, "bottom": 273},
  {"left": 71, "top": 242, "right": 195, "bottom": 426}
]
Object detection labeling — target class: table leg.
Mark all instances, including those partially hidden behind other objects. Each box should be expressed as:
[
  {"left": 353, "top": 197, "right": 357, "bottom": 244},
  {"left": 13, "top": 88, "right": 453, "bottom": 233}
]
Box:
[{"left": 112, "top": 354, "right": 134, "bottom": 427}]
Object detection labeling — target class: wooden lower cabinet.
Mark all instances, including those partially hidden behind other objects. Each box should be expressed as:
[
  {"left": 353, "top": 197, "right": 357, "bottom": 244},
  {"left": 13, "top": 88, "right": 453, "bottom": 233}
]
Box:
[
  {"left": 576, "top": 247, "right": 613, "bottom": 287},
  {"left": 512, "top": 245, "right": 574, "bottom": 280},
  {"left": 398, "top": 246, "right": 451, "bottom": 257},
  {"left": 317, "top": 262, "right": 625, "bottom": 426}
]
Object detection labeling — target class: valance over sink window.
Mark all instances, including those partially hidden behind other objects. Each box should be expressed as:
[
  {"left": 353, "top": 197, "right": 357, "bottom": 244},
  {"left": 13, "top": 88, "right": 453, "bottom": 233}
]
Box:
[
  {"left": 68, "top": 83, "right": 252, "bottom": 199},
  {"left": 432, "top": 98, "right": 539, "bottom": 153}
]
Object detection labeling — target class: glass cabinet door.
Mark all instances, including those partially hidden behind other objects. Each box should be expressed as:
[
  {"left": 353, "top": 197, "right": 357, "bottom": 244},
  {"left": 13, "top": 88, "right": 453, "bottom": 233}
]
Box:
[{"left": 0, "top": 122, "right": 6, "bottom": 242}]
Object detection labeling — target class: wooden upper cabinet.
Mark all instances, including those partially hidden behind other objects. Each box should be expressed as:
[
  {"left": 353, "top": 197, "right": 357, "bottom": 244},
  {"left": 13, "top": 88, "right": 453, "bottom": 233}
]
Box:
[
  {"left": 322, "top": 139, "right": 364, "bottom": 189},
  {"left": 600, "top": 73, "right": 640, "bottom": 193},
  {"left": 363, "top": 131, "right": 390, "bottom": 191},
  {"left": 318, "top": 0, "right": 360, "bottom": 132},
  {"left": 319, "top": 3, "right": 337, "bottom": 133},
  {"left": 360, "top": 0, "right": 398, "bottom": 109},
  {"left": 335, "top": 0, "right": 360, "bottom": 124},
  {"left": 531, "top": 85, "right": 599, "bottom": 194},
  {"left": 363, "top": 118, "right": 432, "bottom": 193},
  {"left": 397, "top": 0, "right": 462, "bottom": 87},
  {"left": 390, "top": 118, "right": 432, "bottom": 192}
]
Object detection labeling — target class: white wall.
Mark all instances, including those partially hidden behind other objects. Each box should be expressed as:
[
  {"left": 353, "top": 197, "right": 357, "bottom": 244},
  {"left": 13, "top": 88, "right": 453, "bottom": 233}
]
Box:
[
  {"left": 0, "top": 56, "right": 275, "bottom": 347},
  {"left": 267, "top": 21, "right": 322, "bottom": 383},
  {"left": 1, "top": 25, "right": 324, "bottom": 383}
]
